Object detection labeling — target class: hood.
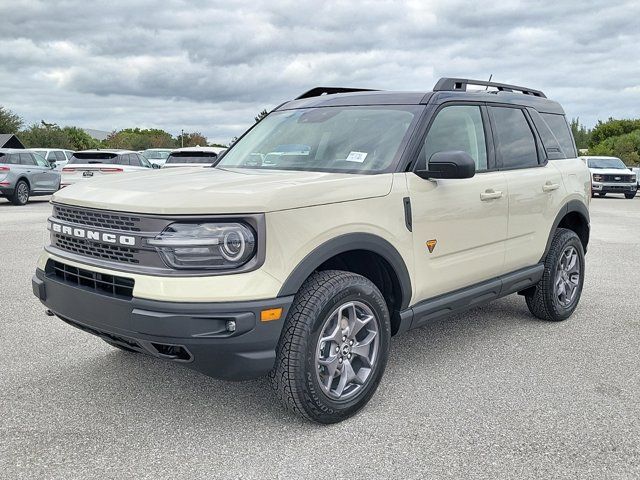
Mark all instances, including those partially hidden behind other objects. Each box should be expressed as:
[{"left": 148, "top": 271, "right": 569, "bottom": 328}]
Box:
[
  {"left": 588, "top": 167, "right": 635, "bottom": 176},
  {"left": 51, "top": 167, "right": 394, "bottom": 214}
]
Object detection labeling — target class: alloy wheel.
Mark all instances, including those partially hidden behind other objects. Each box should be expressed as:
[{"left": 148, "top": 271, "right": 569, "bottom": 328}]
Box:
[
  {"left": 315, "top": 301, "right": 380, "bottom": 400},
  {"left": 554, "top": 246, "right": 580, "bottom": 308}
]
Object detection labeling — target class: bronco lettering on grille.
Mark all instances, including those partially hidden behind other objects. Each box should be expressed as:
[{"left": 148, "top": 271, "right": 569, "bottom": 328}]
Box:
[{"left": 49, "top": 221, "right": 136, "bottom": 246}]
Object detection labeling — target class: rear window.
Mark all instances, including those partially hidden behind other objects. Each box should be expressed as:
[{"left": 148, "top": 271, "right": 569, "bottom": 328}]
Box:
[
  {"left": 69, "top": 152, "right": 119, "bottom": 164},
  {"left": 166, "top": 152, "right": 218, "bottom": 164},
  {"left": 540, "top": 113, "right": 576, "bottom": 158}
]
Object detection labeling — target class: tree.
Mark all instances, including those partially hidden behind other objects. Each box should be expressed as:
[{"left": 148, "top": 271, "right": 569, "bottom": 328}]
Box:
[
  {"left": 63, "top": 126, "right": 100, "bottom": 150},
  {"left": 0, "top": 106, "right": 23, "bottom": 134},
  {"left": 569, "top": 118, "right": 591, "bottom": 150},
  {"left": 19, "top": 121, "right": 72, "bottom": 149},
  {"left": 103, "top": 128, "right": 175, "bottom": 150},
  {"left": 589, "top": 118, "right": 640, "bottom": 147},
  {"left": 176, "top": 131, "right": 208, "bottom": 148},
  {"left": 254, "top": 109, "right": 269, "bottom": 123}
]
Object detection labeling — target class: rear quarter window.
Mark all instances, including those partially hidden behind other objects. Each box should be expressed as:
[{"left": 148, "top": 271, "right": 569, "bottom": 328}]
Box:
[{"left": 540, "top": 113, "right": 577, "bottom": 159}]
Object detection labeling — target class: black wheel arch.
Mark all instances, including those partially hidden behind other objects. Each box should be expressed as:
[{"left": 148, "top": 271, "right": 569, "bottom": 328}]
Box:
[
  {"left": 540, "top": 200, "right": 590, "bottom": 261},
  {"left": 278, "top": 233, "right": 412, "bottom": 330}
]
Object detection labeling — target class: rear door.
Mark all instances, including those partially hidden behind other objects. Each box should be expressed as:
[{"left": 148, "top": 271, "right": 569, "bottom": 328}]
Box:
[
  {"left": 489, "top": 106, "right": 565, "bottom": 272},
  {"left": 19, "top": 152, "right": 47, "bottom": 191}
]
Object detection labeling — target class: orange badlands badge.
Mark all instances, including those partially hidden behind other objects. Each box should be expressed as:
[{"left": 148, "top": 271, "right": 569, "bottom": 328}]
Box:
[{"left": 426, "top": 239, "right": 437, "bottom": 253}]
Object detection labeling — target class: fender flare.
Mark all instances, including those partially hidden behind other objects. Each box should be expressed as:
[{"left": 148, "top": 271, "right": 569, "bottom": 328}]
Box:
[
  {"left": 277, "top": 233, "right": 412, "bottom": 310},
  {"left": 540, "top": 200, "right": 590, "bottom": 261}
]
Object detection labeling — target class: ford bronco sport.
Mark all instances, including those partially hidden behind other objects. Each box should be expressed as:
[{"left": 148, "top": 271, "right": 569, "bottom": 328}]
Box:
[{"left": 33, "top": 78, "right": 590, "bottom": 423}]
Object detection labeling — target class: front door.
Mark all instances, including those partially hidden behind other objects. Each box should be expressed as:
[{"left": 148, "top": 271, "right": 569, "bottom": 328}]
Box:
[{"left": 407, "top": 104, "right": 508, "bottom": 302}]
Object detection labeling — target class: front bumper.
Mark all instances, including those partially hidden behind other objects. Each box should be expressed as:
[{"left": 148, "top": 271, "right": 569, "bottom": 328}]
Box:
[
  {"left": 32, "top": 268, "right": 293, "bottom": 380},
  {"left": 591, "top": 182, "right": 637, "bottom": 194}
]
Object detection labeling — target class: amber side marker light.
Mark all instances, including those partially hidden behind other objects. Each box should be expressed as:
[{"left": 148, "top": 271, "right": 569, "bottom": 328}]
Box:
[{"left": 261, "top": 308, "right": 283, "bottom": 322}]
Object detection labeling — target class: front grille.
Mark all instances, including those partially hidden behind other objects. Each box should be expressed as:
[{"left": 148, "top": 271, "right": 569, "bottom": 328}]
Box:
[
  {"left": 54, "top": 205, "right": 142, "bottom": 232},
  {"left": 53, "top": 233, "right": 139, "bottom": 264},
  {"left": 601, "top": 174, "right": 633, "bottom": 183},
  {"left": 48, "top": 260, "right": 134, "bottom": 298}
]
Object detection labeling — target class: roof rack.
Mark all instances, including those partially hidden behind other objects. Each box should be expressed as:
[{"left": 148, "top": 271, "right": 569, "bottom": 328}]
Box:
[
  {"left": 295, "top": 87, "right": 379, "bottom": 100},
  {"left": 433, "top": 78, "right": 546, "bottom": 98}
]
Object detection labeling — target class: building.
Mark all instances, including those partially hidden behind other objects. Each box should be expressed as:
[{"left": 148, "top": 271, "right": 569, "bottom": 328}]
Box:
[{"left": 0, "top": 133, "right": 25, "bottom": 149}]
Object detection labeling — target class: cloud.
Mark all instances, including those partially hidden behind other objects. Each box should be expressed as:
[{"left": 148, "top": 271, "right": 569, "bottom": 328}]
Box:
[{"left": 0, "top": 0, "right": 639, "bottom": 143}]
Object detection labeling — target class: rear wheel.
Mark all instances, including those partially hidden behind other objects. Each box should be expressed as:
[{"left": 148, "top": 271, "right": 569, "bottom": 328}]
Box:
[
  {"left": 625, "top": 192, "right": 636, "bottom": 199},
  {"left": 525, "top": 228, "right": 585, "bottom": 321},
  {"left": 9, "top": 180, "right": 29, "bottom": 206},
  {"left": 270, "top": 270, "right": 390, "bottom": 424}
]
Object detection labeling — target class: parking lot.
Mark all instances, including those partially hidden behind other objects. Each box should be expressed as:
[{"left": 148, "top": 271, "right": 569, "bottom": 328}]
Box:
[{"left": 1, "top": 195, "right": 639, "bottom": 479}]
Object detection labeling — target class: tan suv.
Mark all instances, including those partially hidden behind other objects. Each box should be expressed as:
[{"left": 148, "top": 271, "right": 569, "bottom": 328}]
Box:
[{"left": 32, "top": 78, "right": 590, "bottom": 423}]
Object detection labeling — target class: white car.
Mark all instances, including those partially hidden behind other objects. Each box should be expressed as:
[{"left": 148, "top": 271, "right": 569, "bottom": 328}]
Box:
[
  {"left": 141, "top": 148, "right": 173, "bottom": 167},
  {"left": 61, "top": 149, "right": 157, "bottom": 186},
  {"left": 162, "top": 146, "right": 225, "bottom": 169},
  {"left": 30, "top": 149, "right": 75, "bottom": 170},
  {"left": 581, "top": 156, "right": 637, "bottom": 199}
]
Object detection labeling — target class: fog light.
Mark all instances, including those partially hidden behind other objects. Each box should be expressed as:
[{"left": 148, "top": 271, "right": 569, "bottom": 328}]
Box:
[{"left": 226, "top": 320, "right": 236, "bottom": 332}]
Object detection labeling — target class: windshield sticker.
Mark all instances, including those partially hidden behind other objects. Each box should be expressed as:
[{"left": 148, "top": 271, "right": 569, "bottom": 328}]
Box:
[{"left": 345, "top": 151, "right": 368, "bottom": 163}]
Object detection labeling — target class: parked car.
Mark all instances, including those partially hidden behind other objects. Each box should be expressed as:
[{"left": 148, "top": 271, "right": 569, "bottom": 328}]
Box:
[
  {"left": 33, "top": 78, "right": 590, "bottom": 423},
  {"left": 0, "top": 149, "right": 61, "bottom": 205},
  {"left": 30, "top": 149, "right": 75, "bottom": 170},
  {"left": 140, "top": 148, "right": 173, "bottom": 167},
  {"left": 162, "top": 146, "right": 225, "bottom": 168},
  {"left": 61, "top": 149, "right": 157, "bottom": 187},
  {"left": 581, "top": 156, "right": 637, "bottom": 199},
  {"left": 632, "top": 166, "right": 640, "bottom": 191}
]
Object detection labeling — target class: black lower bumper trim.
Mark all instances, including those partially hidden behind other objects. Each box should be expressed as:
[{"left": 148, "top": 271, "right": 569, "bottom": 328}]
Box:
[{"left": 33, "top": 268, "right": 293, "bottom": 380}]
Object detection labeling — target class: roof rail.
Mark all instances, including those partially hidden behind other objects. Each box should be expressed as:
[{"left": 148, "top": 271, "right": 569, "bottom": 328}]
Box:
[
  {"left": 295, "top": 87, "right": 379, "bottom": 100},
  {"left": 433, "top": 78, "right": 546, "bottom": 98}
]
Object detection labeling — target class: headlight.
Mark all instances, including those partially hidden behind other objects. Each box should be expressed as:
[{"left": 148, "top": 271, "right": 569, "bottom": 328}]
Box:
[
  {"left": 148, "top": 222, "right": 256, "bottom": 270},
  {"left": 631, "top": 175, "right": 637, "bottom": 183},
  {"left": 592, "top": 174, "right": 603, "bottom": 182}
]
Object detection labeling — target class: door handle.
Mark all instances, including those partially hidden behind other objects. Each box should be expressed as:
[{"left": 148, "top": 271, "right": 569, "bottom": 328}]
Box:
[
  {"left": 542, "top": 182, "right": 560, "bottom": 192},
  {"left": 480, "top": 189, "right": 503, "bottom": 201}
]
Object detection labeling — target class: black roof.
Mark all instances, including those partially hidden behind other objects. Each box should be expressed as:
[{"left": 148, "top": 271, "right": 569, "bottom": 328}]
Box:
[
  {"left": 0, "top": 134, "right": 25, "bottom": 149},
  {"left": 277, "top": 78, "right": 565, "bottom": 115}
]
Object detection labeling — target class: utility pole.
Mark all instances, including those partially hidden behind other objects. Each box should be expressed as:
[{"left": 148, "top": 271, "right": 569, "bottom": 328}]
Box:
[{"left": 181, "top": 129, "right": 184, "bottom": 148}]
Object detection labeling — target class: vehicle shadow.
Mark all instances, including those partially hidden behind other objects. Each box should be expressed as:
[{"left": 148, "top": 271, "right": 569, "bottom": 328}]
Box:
[{"left": 33, "top": 295, "right": 544, "bottom": 429}]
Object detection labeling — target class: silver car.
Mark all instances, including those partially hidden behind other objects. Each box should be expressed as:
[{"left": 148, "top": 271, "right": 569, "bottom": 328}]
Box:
[{"left": 0, "top": 149, "right": 61, "bottom": 205}]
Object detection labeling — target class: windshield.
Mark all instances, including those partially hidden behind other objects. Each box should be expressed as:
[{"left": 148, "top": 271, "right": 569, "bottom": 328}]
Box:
[
  {"left": 588, "top": 157, "right": 626, "bottom": 169},
  {"left": 217, "top": 106, "right": 421, "bottom": 173},
  {"left": 143, "top": 150, "right": 171, "bottom": 160},
  {"left": 166, "top": 152, "right": 217, "bottom": 164}
]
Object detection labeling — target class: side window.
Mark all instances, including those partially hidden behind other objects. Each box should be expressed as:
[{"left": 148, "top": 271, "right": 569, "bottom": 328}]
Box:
[
  {"left": 6, "top": 154, "right": 20, "bottom": 165},
  {"left": 490, "top": 107, "right": 539, "bottom": 169},
  {"left": 19, "top": 153, "right": 36, "bottom": 166},
  {"left": 54, "top": 151, "right": 66, "bottom": 162},
  {"left": 129, "top": 154, "right": 141, "bottom": 167},
  {"left": 420, "top": 105, "right": 488, "bottom": 171},
  {"left": 33, "top": 153, "right": 49, "bottom": 167},
  {"left": 540, "top": 113, "right": 577, "bottom": 158},
  {"left": 118, "top": 154, "right": 131, "bottom": 166}
]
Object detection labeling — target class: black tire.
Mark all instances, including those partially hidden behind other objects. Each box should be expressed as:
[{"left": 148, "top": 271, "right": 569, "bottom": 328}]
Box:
[
  {"left": 525, "top": 228, "right": 585, "bottom": 322},
  {"left": 625, "top": 193, "right": 636, "bottom": 199},
  {"left": 103, "top": 339, "right": 139, "bottom": 353},
  {"left": 9, "top": 179, "right": 29, "bottom": 206},
  {"left": 269, "top": 270, "right": 391, "bottom": 424}
]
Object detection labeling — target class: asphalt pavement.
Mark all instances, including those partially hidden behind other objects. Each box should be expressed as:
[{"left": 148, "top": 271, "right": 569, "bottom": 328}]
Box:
[{"left": 1, "top": 195, "right": 639, "bottom": 479}]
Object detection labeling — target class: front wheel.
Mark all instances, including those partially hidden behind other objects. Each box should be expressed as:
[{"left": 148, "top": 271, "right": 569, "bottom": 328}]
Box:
[
  {"left": 270, "top": 270, "right": 390, "bottom": 424},
  {"left": 625, "top": 192, "right": 636, "bottom": 199},
  {"left": 525, "top": 228, "right": 585, "bottom": 321}
]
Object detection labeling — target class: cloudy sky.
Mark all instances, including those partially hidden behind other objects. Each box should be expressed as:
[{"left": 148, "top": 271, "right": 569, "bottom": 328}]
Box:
[{"left": 1, "top": 0, "right": 639, "bottom": 144}]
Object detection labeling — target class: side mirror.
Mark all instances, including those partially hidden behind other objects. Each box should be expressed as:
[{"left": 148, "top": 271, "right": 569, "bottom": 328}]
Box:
[
  {"left": 416, "top": 151, "right": 476, "bottom": 179},
  {"left": 152, "top": 163, "right": 160, "bottom": 169},
  {"left": 50, "top": 162, "right": 57, "bottom": 169}
]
